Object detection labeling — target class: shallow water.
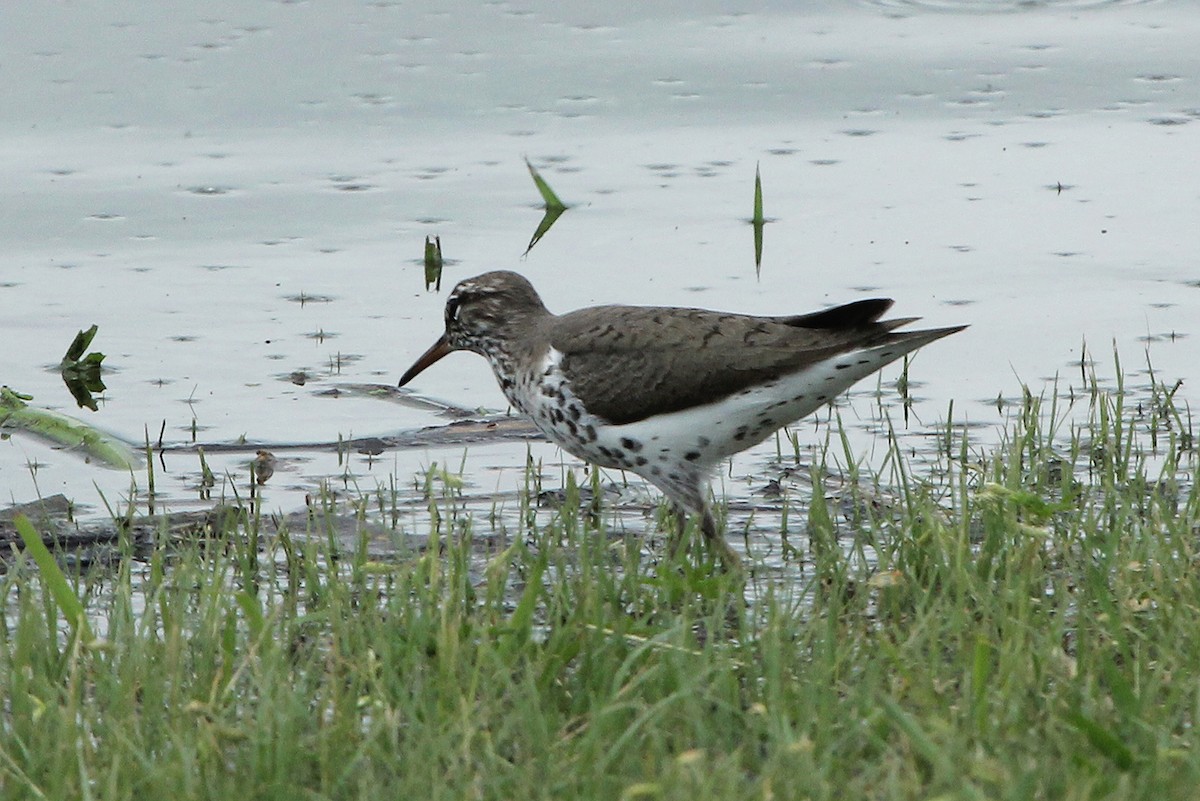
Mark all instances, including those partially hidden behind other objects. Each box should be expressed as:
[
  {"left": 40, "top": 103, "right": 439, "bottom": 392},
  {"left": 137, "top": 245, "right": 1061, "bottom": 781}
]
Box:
[{"left": 2, "top": 1, "right": 1198, "bottom": 559}]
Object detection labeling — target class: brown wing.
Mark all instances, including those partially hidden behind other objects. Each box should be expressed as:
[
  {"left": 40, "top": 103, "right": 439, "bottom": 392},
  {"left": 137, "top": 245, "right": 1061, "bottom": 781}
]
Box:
[{"left": 546, "top": 299, "right": 906, "bottom": 425}]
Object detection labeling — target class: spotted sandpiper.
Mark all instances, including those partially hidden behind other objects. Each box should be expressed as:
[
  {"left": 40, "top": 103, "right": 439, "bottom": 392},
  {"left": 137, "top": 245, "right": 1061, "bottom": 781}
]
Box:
[{"left": 399, "top": 271, "right": 965, "bottom": 570}]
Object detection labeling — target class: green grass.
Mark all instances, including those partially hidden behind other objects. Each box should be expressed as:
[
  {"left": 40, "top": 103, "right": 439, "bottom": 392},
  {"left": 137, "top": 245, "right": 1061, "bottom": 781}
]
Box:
[{"left": 3, "top": 367, "right": 1200, "bottom": 800}]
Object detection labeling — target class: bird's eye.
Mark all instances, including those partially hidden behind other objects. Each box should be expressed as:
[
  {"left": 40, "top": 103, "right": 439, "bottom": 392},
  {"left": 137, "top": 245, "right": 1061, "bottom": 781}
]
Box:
[{"left": 446, "top": 296, "right": 461, "bottom": 323}]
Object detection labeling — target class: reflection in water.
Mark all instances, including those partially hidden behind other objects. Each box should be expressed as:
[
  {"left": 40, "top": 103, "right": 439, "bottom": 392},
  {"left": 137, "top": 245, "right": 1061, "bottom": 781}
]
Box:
[{"left": 525, "top": 205, "right": 567, "bottom": 256}]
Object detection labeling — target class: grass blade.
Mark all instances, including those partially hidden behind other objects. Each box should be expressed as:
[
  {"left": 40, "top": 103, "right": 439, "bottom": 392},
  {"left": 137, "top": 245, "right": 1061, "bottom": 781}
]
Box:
[
  {"left": 879, "top": 694, "right": 954, "bottom": 778},
  {"left": 525, "top": 158, "right": 567, "bottom": 211},
  {"left": 13, "top": 514, "right": 93, "bottom": 641},
  {"left": 1064, "top": 709, "right": 1134, "bottom": 770},
  {"left": 423, "top": 235, "right": 443, "bottom": 291},
  {"left": 753, "top": 162, "right": 764, "bottom": 225},
  {"left": 752, "top": 162, "right": 765, "bottom": 273}
]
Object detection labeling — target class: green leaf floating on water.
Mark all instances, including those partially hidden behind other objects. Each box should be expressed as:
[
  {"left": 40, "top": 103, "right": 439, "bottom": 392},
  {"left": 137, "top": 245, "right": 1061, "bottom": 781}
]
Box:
[
  {"left": 60, "top": 324, "right": 107, "bottom": 411},
  {"left": 0, "top": 386, "right": 141, "bottom": 470}
]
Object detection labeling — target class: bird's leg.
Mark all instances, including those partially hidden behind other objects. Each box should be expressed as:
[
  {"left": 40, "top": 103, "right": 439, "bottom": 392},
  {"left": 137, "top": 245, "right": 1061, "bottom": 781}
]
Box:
[
  {"left": 667, "top": 503, "right": 690, "bottom": 559},
  {"left": 655, "top": 469, "right": 742, "bottom": 572},
  {"left": 699, "top": 505, "right": 742, "bottom": 574},
  {"left": 667, "top": 498, "right": 742, "bottom": 573}
]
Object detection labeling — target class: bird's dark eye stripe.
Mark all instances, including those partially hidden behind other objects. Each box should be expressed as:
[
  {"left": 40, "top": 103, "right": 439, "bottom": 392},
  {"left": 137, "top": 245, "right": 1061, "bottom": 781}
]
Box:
[{"left": 446, "top": 296, "right": 461, "bottom": 321}]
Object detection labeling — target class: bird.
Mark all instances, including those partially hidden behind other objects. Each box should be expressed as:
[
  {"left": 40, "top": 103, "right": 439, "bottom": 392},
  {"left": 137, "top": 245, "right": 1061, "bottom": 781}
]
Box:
[
  {"left": 398, "top": 270, "right": 964, "bottom": 571},
  {"left": 252, "top": 449, "right": 276, "bottom": 485}
]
